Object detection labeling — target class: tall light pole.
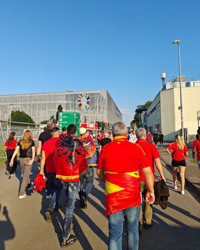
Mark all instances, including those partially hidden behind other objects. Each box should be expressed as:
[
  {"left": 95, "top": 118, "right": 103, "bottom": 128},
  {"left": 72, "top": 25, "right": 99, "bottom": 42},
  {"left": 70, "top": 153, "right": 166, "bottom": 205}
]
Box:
[{"left": 173, "top": 40, "right": 184, "bottom": 139}]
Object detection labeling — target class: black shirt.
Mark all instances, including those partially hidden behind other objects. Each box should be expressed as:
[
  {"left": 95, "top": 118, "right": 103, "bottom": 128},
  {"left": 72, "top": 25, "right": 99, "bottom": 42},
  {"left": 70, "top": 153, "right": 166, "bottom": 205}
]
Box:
[
  {"left": 100, "top": 138, "right": 111, "bottom": 148},
  {"left": 18, "top": 140, "right": 35, "bottom": 158},
  {"left": 38, "top": 129, "right": 53, "bottom": 145}
]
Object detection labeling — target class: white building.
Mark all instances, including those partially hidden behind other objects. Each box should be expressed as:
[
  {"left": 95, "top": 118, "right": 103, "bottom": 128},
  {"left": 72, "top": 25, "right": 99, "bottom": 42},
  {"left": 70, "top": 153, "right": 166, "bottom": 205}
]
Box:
[{"left": 146, "top": 76, "right": 200, "bottom": 142}]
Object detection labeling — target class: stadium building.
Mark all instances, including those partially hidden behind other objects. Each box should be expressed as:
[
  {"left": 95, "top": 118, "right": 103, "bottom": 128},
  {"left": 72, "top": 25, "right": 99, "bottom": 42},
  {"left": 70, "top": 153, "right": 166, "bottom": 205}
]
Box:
[{"left": 0, "top": 90, "right": 122, "bottom": 125}]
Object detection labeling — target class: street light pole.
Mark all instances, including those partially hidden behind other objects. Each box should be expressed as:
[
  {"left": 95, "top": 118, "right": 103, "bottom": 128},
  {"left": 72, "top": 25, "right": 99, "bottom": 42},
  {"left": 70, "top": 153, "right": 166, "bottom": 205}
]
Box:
[{"left": 173, "top": 40, "right": 184, "bottom": 139}]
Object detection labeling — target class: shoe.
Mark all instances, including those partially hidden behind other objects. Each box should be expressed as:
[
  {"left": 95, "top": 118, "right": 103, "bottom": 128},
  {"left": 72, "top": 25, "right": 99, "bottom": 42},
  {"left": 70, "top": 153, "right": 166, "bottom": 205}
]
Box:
[
  {"left": 143, "top": 223, "right": 152, "bottom": 230},
  {"left": 61, "top": 235, "right": 77, "bottom": 247},
  {"left": 5, "top": 170, "right": 9, "bottom": 175},
  {"left": 27, "top": 182, "right": 35, "bottom": 190},
  {"left": 46, "top": 194, "right": 52, "bottom": 199},
  {"left": 19, "top": 194, "right": 27, "bottom": 199},
  {"left": 45, "top": 210, "right": 53, "bottom": 223},
  {"left": 30, "top": 171, "right": 33, "bottom": 175},
  {"left": 171, "top": 184, "right": 177, "bottom": 190},
  {"left": 54, "top": 202, "right": 61, "bottom": 212},
  {"left": 21, "top": 174, "right": 24, "bottom": 178},
  {"left": 139, "top": 222, "right": 143, "bottom": 235},
  {"left": 181, "top": 190, "right": 185, "bottom": 195},
  {"left": 80, "top": 197, "right": 87, "bottom": 209}
]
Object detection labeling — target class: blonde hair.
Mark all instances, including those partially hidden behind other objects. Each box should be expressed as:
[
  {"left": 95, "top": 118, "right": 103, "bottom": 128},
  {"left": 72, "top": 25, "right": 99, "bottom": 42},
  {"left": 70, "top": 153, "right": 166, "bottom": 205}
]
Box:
[
  {"left": 176, "top": 134, "right": 184, "bottom": 150},
  {"left": 19, "top": 130, "right": 33, "bottom": 150}
]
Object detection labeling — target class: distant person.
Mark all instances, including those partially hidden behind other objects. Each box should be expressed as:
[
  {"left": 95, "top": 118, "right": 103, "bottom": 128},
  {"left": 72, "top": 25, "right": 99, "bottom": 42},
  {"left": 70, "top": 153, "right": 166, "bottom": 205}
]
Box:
[
  {"left": 78, "top": 127, "right": 99, "bottom": 208},
  {"left": 153, "top": 130, "right": 159, "bottom": 146},
  {"left": 146, "top": 131, "right": 153, "bottom": 143},
  {"left": 97, "top": 122, "right": 155, "bottom": 250},
  {"left": 62, "top": 127, "right": 67, "bottom": 134},
  {"left": 97, "top": 132, "right": 103, "bottom": 145},
  {"left": 99, "top": 132, "right": 111, "bottom": 152},
  {"left": 136, "top": 128, "right": 166, "bottom": 233},
  {"left": 159, "top": 132, "right": 164, "bottom": 146},
  {"left": 166, "top": 135, "right": 188, "bottom": 194},
  {"left": 192, "top": 128, "right": 200, "bottom": 185},
  {"left": 129, "top": 131, "right": 137, "bottom": 143},
  {"left": 54, "top": 124, "right": 88, "bottom": 247},
  {"left": 10, "top": 130, "right": 35, "bottom": 199},
  {"left": 39, "top": 127, "right": 63, "bottom": 220},
  {"left": 5, "top": 132, "right": 18, "bottom": 176}
]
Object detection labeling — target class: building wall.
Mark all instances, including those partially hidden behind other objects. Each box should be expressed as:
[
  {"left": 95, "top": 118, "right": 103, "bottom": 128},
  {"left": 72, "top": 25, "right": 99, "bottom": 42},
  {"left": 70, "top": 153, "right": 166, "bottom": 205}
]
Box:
[{"left": 146, "top": 92, "right": 161, "bottom": 130}]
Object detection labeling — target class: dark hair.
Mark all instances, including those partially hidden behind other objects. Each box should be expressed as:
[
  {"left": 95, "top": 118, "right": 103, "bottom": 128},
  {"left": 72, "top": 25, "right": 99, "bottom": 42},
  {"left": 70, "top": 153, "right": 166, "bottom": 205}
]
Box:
[
  {"left": 67, "top": 124, "right": 77, "bottom": 136},
  {"left": 62, "top": 127, "right": 67, "bottom": 132},
  {"left": 52, "top": 127, "right": 60, "bottom": 133},
  {"left": 8, "top": 132, "right": 16, "bottom": 145},
  {"left": 197, "top": 128, "right": 200, "bottom": 134}
]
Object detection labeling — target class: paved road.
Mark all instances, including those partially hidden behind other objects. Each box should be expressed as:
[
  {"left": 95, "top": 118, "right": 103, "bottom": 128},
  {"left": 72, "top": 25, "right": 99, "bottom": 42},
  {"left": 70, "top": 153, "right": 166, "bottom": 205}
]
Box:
[{"left": 0, "top": 158, "right": 200, "bottom": 250}]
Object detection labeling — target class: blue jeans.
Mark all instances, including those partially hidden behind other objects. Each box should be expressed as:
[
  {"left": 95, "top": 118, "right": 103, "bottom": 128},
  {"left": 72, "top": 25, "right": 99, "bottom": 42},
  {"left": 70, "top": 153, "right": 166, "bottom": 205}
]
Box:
[
  {"left": 62, "top": 181, "right": 80, "bottom": 240},
  {"left": 79, "top": 168, "right": 94, "bottom": 199},
  {"left": 46, "top": 172, "right": 63, "bottom": 211},
  {"left": 108, "top": 205, "right": 140, "bottom": 250},
  {"left": 197, "top": 159, "right": 200, "bottom": 169}
]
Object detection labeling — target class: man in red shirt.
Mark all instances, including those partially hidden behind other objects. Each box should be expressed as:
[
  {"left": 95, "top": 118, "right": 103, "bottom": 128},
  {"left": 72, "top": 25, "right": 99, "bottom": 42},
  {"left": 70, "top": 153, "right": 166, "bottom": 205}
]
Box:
[
  {"left": 40, "top": 127, "right": 63, "bottom": 221},
  {"left": 97, "top": 122, "right": 155, "bottom": 250},
  {"left": 136, "top": 128, "right": 165, "bottom": 233},
  {"left": 192, "top": 128, "right": 200, "bottom": 185}
]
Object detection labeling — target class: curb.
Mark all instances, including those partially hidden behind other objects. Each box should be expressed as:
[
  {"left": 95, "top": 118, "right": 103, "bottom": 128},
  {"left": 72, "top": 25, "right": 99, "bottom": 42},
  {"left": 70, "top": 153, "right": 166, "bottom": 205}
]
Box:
[{"left": 160, "top": 157, "right": 200, "bottom": 197}]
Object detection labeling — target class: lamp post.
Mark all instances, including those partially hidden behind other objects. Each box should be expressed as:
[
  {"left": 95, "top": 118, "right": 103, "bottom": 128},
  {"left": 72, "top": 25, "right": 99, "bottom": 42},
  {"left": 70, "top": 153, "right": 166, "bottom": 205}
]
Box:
[{"left": 173, "top": 40, "right": 184, "bottom": 139}]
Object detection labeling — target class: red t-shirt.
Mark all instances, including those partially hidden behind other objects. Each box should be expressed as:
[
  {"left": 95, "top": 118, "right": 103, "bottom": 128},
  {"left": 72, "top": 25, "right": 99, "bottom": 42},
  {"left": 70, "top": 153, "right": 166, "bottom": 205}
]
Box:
[
  {"left": 136, "top": 138, "right": 160, "bottom": 181},
  {"left": 98, "top": 133, "right": 103, "bottom": 141},
  {"left": 98, "top": 136, "right": 150, "bottom": 215},
  {"left": 193, "top": 139, "right": 200, "bottom": 160},
  {"left": 42, "top": 137, "right": 60, "bottom": 173},
  {"left": 167, "top": 142, "right": 188, "bottom": 161},
  {"left": 5, "top": 139, "right": 17, "bottom": 151}
]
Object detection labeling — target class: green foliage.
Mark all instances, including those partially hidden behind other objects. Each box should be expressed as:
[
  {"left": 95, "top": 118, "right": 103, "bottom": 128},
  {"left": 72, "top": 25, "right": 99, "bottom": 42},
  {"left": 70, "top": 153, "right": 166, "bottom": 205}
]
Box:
[
  {"left": 11, "top": 110, "right": 35, "bottom": 126},
  {"left": 40, "top": 120, "right": 49, "bottom": 124},
  {"left": 96, "top": 121, "right": 106, "bottom": 131},
  {"left": 50, "top": 115, "right": 56, "bottom": 124},
  {"left": 56, "top": 105, "right": 63, "bottom": 122},
  {"left": 137, "top": 101, "right": 152, "bottom": 109}
]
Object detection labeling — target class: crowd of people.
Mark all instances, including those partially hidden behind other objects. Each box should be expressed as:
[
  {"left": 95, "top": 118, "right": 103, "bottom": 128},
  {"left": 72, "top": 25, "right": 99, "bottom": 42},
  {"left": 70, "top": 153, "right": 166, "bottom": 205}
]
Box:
[{"left": 4, "top": 121, "right": 199, "bottom": 249}]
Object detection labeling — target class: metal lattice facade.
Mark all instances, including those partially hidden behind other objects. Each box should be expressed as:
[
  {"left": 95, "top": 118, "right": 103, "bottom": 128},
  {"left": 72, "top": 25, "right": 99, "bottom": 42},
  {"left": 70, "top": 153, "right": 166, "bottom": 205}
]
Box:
[{"left": 0, "top": 90, "right": 122, "bottom": 125}]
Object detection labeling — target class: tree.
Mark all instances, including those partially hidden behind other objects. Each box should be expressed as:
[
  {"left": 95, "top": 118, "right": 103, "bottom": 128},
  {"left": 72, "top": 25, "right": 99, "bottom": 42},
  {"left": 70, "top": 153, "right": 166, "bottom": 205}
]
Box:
[
  {"left": 56, "top": 105, "right": 63, "bottom": 122},
  {"left": 50, "top": 115, "right": 56, "bottom": 124},
  {"left": 11, "top": 110, "right": 35, "bottom": 126},
  {"left": 96, "top": 121, "right": 106, "bottom": 131},
  {"left": 40, "top": 120, "right": 49, "bottom": 124}
]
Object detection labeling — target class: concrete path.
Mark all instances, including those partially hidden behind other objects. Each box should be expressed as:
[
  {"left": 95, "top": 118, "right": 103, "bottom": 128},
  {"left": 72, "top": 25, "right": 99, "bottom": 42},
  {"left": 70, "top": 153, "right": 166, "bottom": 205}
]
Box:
[{"left": 0, "top": 156, "right": 200, "bottom": 250}]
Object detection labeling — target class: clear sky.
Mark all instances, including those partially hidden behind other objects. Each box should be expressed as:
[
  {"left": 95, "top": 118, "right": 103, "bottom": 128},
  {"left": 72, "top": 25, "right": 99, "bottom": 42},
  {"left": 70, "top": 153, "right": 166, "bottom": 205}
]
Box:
[{"left": 1, "top": 0, "right": 200, "bottom": 125}]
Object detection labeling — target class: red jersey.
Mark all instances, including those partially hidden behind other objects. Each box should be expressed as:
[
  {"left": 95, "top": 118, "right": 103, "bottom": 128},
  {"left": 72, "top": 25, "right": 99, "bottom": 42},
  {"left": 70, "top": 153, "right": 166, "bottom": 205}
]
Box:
[
  {"left": 98, "top": 136, "right": 150, "bottom": 216},
  {"left": 167, "top": 142, "right": 188, "bottom": 161},
  {"left": 193, "top": 139, "right": 200, "bottom": 160},
  {"left": 98, "top": 133, "right": 103, "bottom": 141},
  {"left": 42, "top": 137, "right": 60, "bottom": 173},
  {"left": 5, "top": 139, "right": 17, "bottom": 151},
  {"left": 136, "top": 138, "right": 160, "bottom": 181}
]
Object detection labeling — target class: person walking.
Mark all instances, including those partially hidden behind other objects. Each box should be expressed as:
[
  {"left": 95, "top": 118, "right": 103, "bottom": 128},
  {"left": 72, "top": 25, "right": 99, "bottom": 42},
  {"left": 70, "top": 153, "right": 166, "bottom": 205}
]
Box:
[
  {"left": 54, "top": 124, "right": 88, "bottom": 247},
  {"left": 166, "top": 134, "right": 188, "bottom": 194},
  {"left": 136, "top": 128, "right": 166, "bottom": 233},
  {"left": 146, "top": 131, "right": 153, "bottom": 143},
  {"left": 5, "top": 132, "right": 18, "bottom": 176},
  {"left": 192, "top": 128, "right": 200, "bottom": 185},
  {"left": 153, "top": 130, "right": 159, "bottom": 146},
  {"left": 159, "top": 132, "right": 164, "bottom": 146},
  {"left": 10, "top": 130, "right": 35, "bottom": 199},
  {"left": 78, "top": 127, "right": 99, "bottom": 208},
  {"left": 99, "top": 132, "right": 111, "bottom": 152},
  {"left": 97, "top": 122, "right": 155, "bottom": 250}
]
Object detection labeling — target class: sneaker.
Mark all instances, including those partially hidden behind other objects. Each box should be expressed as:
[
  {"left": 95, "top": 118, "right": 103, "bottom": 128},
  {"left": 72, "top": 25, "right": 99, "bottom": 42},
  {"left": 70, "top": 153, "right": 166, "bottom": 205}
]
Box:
[
  {"left": 46, "top": 194, "right": 52, "bottom": 199},
  {"left": 80, "top": 197, "right": 87, "bottom": 209},
  {"left": 181, "top": 190, "right": 185, "bottom": 195},
  {"left": 61, "top": 235, "right": 77, "bottom": 247},
  {"left": 5, "top": 170, "right": 9, "bottom": 175},
  {"left": 54, "top": 202, "right": 61, "bottom": 212},
  {"left": 19, "top": 194, "right": 27, "bottom": 199},
  {"left": 30, "top": 171, "right": 33, "bottom": 175},
  {"left": 171, "top": 184, "right": 177, "bottom": 190},
  {"left": 21, "top": 174, "right": 24, "bottom": 178},
  {"left": 27, "top": 182, "right": 35, "bottom": 190},
  {"left": 45, "top": 210, "right": 53, "bottom": 223}
]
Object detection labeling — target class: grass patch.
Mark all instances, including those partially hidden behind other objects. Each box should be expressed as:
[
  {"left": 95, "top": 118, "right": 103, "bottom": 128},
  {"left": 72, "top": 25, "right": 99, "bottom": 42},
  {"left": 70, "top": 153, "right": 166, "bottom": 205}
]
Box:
[
  {"left": 190, "top": 159, "right": 197, "bottom": 164},
  {"left": 0, "top": 158, "right": 6, "bottom": 162}
]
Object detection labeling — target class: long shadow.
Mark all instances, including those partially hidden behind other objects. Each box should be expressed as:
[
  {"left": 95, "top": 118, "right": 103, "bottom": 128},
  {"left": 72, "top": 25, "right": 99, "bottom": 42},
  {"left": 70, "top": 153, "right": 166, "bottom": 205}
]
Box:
[
  {"left": 0, "top": 205, "right": 15, "bottom": 250},
  {"left": 87, "top": 196, "right": 106, "bottom": 217},
  {"left": 94, "top": 177, "right": 105, "bottom": 190}
]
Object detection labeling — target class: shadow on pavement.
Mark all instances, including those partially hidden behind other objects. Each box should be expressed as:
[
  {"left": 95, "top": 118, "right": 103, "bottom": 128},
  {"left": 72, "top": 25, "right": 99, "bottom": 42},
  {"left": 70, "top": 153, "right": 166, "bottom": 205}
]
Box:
[{"left": 0, "top": 205, "right": 15, "bottom": 250}]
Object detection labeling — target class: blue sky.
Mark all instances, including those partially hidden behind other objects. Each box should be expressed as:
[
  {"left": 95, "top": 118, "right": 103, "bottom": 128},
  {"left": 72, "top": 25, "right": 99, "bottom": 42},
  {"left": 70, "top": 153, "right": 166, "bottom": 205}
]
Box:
[{"left": 1, "top": 0, "right": 200, "bottom": 125}]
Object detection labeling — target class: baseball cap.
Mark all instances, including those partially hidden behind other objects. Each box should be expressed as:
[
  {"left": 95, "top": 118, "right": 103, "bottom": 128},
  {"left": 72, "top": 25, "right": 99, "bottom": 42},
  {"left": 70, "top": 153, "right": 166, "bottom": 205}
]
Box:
[{"left": 79, "top": 127, "right": 87, "bottom": 135}]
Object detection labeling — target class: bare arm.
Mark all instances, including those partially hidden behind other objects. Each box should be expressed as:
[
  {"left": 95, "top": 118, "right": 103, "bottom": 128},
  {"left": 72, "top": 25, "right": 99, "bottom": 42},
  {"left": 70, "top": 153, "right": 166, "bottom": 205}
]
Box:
[
  {"left": 28, "top": 146, "right": 35, "bottom": 166},
  {"left": 154, "top": 158, "right": 166, "bottom": 181},
  {"left": 166, "top": 148, "right": 172, "bottom": 155},
  {"left": 99, "top": 145, "right": 102, "bottom": 153},
  {"left": 97, "top": 168, "right": 105, "bottom": 182},
  {"left": 37, "top": 140, "right": 42, "bottom": 156},
  {"left": 39, "top": 150, "right": 46, "bottom": 175},
  {"left": 142, "top": 166, "right": 155, "bottom": 204},
  {"left": 9, "top": 146, "right": 20, "bottom": 166}
]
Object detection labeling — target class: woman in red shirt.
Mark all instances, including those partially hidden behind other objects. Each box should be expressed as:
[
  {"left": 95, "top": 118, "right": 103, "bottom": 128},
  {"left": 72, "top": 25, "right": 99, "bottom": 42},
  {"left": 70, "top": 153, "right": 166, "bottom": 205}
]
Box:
[
  {"left": 166, "top": 135, "right": 188, "bottom": 194},
  {"left": 5, "top": 132, "right": 18, "bottom": 176}
]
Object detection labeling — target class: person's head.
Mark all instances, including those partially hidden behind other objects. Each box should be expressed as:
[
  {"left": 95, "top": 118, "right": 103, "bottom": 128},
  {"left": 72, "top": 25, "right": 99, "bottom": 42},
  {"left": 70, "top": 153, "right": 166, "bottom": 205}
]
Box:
[
  {"left": 112, "top": 122, "right": 127, "bottom": 137},
  {"left": 8, "top": 132, "right": 16, "bottom": 145},
  {"left": 67, "top": 124, "right": 77, "bottom": 136},
  {"left": 136, "top": 128, "right": 146, "bottom": 140},
  {"left": 79, "top": 127, "right": 87, "bottom": 136},
  {"left": 20, "top": 130, "right": 33, "bottom": 149},
  {"left": 104, "top": 132, "right": 109, "bottom": 138},
  {"left": 197, "top": 128, "right": 200, "bottom": 135},
  {"left": 148, "top": 131, "right": 151, "bottom": 134},
  {"left": 46, "top": 121, "right": 53, "bottom": 129},
  {"left": 51, "top": 127, "right": 60, "bottom": 138},
  {"left": 62, "top": 127, "right": 67, "bottom": 133},
  {"left": 175, "top": 134, "right": 184, "bottom": 150}
]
